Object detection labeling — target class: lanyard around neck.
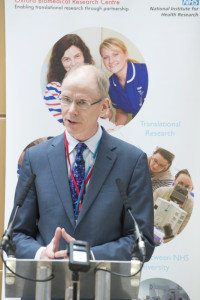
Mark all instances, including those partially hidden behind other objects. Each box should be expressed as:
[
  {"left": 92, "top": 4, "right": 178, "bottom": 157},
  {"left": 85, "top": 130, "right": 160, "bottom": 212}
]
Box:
[{"left": 64, "top": 132, "right": 102, "bottom": 217}]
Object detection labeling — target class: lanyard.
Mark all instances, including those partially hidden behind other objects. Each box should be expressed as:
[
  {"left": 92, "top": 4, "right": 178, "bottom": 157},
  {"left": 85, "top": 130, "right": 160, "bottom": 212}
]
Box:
[{"left": 64, "top": 132, "right": 102, "bottom": 217}]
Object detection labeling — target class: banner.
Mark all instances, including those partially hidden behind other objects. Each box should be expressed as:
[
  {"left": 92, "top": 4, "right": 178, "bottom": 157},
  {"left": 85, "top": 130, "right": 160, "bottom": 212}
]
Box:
[{"left": 3, "top": 0, "right": 200, "bottom": 299}]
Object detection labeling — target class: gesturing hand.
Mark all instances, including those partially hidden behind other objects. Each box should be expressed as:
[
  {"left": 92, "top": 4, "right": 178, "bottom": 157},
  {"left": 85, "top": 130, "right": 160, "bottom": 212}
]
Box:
[
  {"left": 54, "top": 228, "right": 75, "bottom": 259},
  {"left": 40, "top": 227, "right": 75, "bottom": 259}
]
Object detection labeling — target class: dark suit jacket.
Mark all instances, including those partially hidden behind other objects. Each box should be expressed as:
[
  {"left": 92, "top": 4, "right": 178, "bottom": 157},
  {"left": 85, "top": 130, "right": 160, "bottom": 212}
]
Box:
[{"left": 12, "top": 129, "right": 154, "bottom": 261}]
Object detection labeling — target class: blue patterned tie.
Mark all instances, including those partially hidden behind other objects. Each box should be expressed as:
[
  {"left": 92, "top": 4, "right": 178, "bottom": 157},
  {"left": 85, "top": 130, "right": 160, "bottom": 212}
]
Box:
[{"left": 69, "top": 143, "right": 87, "bottom": 219}]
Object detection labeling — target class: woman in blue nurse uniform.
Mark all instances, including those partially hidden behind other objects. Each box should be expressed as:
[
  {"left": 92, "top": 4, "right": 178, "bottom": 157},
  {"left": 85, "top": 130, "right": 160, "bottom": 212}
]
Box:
[{"left": 100, "top": 38, "right": 148, "bottom": 125}]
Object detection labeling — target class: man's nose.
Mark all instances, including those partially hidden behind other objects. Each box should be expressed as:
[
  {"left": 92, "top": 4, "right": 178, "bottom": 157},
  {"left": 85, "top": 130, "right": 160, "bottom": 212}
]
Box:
[
  {"left": 179, "top": 183, "right": 186, "bottom": 190},
  {"left": 153, "top": 161, "right": 159, "bottom": 167},
  {"left": 68, "top": 101, "right": 78, "bottom": 113}
]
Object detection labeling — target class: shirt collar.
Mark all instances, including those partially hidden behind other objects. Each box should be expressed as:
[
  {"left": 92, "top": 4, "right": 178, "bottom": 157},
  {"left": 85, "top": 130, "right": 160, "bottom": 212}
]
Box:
[
  {"left": 65, "top": 126, "right": 102, "bottom": 154},
  {"left": 112, "top": 61, "right": 135, "bottom": 86},
  {"left": 126, "top": 61, "right": 136, "bottom": 83}
]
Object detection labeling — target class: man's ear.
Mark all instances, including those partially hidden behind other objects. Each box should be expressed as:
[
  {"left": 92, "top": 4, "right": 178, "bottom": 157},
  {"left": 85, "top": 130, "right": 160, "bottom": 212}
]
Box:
[{"left": 99, "top": 98, "right": 110, "bottom": 117}]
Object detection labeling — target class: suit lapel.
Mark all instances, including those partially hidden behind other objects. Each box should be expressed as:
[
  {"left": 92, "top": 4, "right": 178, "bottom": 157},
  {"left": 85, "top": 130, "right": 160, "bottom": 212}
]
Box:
[
  {"left": 47, "top": 133, "right": 76, "bottom": 228},
  {"left": 76, "top": 131, "right": 117, "bottom": 225}
]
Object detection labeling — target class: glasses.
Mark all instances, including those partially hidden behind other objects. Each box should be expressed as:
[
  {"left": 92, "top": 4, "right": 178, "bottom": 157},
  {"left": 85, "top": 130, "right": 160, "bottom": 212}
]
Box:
[
  {"left": 60, "top": 96, "right": 103, "bottom": 110},
  {"left": 151, "top": 157, "right": 168, "bottom": 169},
  {"left": 177, "top": 181, "right": 193, "bottom": 191}
]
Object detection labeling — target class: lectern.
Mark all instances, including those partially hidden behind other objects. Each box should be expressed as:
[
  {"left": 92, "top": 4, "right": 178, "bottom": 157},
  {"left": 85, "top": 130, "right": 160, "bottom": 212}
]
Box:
[{"left": 4, "top": 258, "right": 142, "bottom": 299}]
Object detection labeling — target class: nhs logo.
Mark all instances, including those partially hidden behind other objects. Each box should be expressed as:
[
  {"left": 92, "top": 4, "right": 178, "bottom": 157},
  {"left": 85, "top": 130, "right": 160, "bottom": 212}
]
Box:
[{"left": 182, "top": 0, "right": 199, "bottom": 5}]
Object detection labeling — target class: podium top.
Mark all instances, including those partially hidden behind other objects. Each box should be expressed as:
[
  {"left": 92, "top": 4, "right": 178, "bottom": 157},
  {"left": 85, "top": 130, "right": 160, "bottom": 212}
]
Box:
[{"left": 5, "top": 258, "right": 141, "bottom": 299}]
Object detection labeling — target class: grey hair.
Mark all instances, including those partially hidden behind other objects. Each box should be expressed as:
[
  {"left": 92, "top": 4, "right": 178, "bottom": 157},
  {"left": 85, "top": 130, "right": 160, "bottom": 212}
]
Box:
[{"left": 63, "top": 63, "right": 109, "bottom": 99}]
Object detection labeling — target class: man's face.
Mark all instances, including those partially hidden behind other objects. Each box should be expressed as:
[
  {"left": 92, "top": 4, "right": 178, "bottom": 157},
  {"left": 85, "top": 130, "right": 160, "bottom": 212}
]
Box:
[
  {"left": 61, "top": 68, "right": 109, "bottom": 141},
  {"left": 149, "top": 153, "right": 169, "bottom": 173},
  {"left": 174, "top": 174, "right": 193, "bottom": 193}
]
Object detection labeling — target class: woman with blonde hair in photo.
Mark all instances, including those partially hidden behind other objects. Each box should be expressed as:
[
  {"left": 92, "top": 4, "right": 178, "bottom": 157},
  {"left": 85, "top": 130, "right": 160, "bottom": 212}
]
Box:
[
  {"left": 100, "top": 37, "right": 148, "bottom": 125},
  {"left": 149, "top": 147, "right": 175, "bottom": 192}
]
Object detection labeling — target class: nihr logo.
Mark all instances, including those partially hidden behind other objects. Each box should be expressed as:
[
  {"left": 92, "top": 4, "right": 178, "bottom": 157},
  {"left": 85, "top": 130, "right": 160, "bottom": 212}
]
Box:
[{"left": 182, "top": 0, "right": 199, "bottom": 5}]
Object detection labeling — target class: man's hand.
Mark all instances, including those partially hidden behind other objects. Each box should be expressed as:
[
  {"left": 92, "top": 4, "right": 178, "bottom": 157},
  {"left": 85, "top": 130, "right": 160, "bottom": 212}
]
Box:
[
  {"left": 55, "top": 228, "right": 75, "bottom": 259},
  {"left": 40, "top": 227, "right": 75, "bottom": 259}
]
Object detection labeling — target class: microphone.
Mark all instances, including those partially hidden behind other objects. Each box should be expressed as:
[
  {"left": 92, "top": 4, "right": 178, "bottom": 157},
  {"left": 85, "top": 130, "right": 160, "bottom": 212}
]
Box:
[
  {"left": 0, "top": 174, "right": 36, "bottom": 253},
  {"left": 0, "top": 174, "right": 36, "bottom": 285},
  {"left": 115, "top": 178, "right": 146, "bottom": 262},
  {"left": 16, "top": 174, "right": 36, "bottom": 207}
]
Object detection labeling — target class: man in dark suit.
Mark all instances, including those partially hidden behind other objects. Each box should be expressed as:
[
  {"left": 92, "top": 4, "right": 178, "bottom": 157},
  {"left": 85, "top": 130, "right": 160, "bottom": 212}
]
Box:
[{"left": 11, "top": 64, "right": 154, "bottom": 263}]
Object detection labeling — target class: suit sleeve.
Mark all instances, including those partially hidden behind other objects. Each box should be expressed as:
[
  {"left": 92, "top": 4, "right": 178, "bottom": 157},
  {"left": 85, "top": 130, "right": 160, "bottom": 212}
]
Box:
[
  {"left": 11, "top": 149, "right": 42, "bottom": 258},
  {"left": 91, "top": 152, "right": 155, "bottom": 262}
]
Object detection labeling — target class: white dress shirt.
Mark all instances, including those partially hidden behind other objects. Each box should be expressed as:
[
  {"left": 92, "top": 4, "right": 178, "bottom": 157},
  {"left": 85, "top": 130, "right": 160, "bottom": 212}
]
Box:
[{"left": 65, "top": 125, "right": 103, "bottom": 178}]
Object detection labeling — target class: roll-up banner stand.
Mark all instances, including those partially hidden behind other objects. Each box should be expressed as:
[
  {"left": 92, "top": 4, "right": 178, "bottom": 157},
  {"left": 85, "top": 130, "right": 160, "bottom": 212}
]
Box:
[{"left": 3, "top": 0, "right": 200, "bottom": 299}]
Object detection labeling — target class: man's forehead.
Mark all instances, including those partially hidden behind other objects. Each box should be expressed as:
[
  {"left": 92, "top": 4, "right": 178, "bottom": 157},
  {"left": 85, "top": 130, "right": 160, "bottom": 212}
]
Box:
[
  {"left": 62, "top": 71, "right": 98, "bottom": 97},
  {"left": 62, "top": 67, "right": 96, "bottom": 87},
  {"left": 177, "top": 174, "right": 192, "bottom": 183}
]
